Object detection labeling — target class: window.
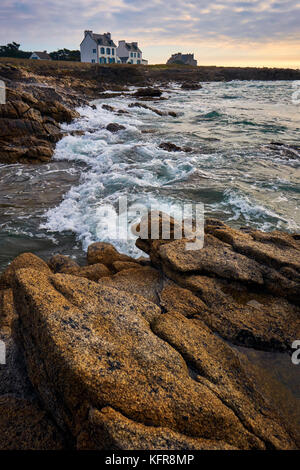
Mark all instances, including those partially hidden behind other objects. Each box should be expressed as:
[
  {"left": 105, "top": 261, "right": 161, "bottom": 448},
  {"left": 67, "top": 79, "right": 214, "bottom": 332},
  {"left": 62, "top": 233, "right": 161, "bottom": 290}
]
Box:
[
  {"left": 106, "top": 48, "right": 111, "bottom": 55},
  {"left": 109, "top": 58, "right": 115, "bottom": 64},
  {"left": 112, "top": 49, "right": 115, "bottom": 55},
  {"left": 137, "top": 60, "right": 140, "bottom": 64},
  {"left": 100, "top": 57, "right": 106, "bottom": 64},
  {"left": 134, "top": 53, "right": 136, "bottom": 58},
  {"left": 100, "top": 47, "right": 105, "bottom": 54},
  {"left": 91, "top": 59, "right": 95, "bottom": 63},
  {"left": 138, "top": 53, "right": 140, "bottom": 58},
  {"left": 93, "top": 49, "right": 96, "bottom": 53},
  {"left": 130, "top": 52, "right": 133, "bottom": 57}
]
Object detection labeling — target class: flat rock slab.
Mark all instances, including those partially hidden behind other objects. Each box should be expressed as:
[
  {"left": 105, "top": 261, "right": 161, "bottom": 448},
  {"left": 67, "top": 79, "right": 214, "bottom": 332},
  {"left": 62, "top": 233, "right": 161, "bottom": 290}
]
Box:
[{"left": 12, "top": 268, "right": 297, "bottom": 449}]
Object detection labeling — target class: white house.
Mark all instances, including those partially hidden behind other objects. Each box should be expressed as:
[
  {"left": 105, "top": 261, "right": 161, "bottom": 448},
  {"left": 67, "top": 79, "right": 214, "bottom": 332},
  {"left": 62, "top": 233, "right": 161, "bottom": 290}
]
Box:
[
  {"left": 30, "top": 51, "right": 51, "bottom": 60},
  {"left": 116, "top": 40, "right": 143, "bottom": 64},
  {"left": 80, "top": 31, "right": 118, "bottom": 64},
  {"left": 80, "top": 31, "right": 147, "bottom": 65}
]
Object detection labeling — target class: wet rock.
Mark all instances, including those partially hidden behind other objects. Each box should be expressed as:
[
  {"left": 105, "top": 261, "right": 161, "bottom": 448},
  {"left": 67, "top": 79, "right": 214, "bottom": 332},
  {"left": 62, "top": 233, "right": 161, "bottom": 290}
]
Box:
[
  {"left": 181, "top": 82, "right": 202, "bottom": 90},
  {"left": 12, "top": 268, "right": 297, "bottom": 449},
  {"left": 106, "top": 123, "right": 126, "bottom": 133},
  {"left": 134, "top": 87, "right": 162, "bottom": 98},
  {"left": 129, "top": 102, "right": 164, "bottom": 116},
  {"left": 129, "top": 102, "right": 177, "bottom": 118},
  {"left": 87, "top": 241, "right": 133, "bottom": 268},
  {"left": 48, "top": 254, "right": 80, "bottom": 274},
  {"left": 102, "top": 104, "right": 115, "bottom": 112},
  {"left": 159, "top": 142, "right": 192, "bottom": 152}
]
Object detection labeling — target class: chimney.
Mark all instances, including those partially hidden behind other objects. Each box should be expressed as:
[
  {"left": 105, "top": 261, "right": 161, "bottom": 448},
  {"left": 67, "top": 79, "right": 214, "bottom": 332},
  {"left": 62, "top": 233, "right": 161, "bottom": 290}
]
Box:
[
  {"left": 118, "top": 40, "right": 125, "bottom": 46},
  {"left": 132, "top": 42, "right": 138, "bottom": 47},
  {"left": 43, "top": 50, "right": 47, "bottom": 53},
  {"left": 106, "top": 32, "right": 111, "bottom": 39},
  {"left": 84, "top": 30, "right": 92, "bottom": 36}
]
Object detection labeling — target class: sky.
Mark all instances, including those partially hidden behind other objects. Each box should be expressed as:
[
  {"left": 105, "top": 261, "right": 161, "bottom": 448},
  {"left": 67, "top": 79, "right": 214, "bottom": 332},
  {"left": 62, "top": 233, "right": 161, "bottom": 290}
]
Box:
[{"left": 0, "top": 0, "right": 300, "bottom": 67}]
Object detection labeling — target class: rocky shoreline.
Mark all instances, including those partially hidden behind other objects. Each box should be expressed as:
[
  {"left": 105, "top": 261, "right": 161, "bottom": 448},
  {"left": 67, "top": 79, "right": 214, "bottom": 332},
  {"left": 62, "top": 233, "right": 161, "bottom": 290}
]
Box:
[
  {"left": 0, "top": 213, "right": 299, "bottom": 450},
  {"left": 0, "top": 59, "right": 300, "bottom": 450},
  {"left": 1, "top": 59, "right": 300, "bottom": 164}
]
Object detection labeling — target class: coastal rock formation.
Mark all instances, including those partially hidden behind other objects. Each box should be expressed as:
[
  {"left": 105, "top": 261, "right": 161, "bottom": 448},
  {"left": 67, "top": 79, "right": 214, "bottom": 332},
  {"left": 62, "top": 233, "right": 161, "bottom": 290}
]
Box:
[
  {"left": 0, "top": 215, "right": 299, "bottom": 450},
  {"left": 0, "top": 87, "right": 80, "bottom": 164},
  {"left": 136, "top": 214, "right": 300, "bottom": 352}
]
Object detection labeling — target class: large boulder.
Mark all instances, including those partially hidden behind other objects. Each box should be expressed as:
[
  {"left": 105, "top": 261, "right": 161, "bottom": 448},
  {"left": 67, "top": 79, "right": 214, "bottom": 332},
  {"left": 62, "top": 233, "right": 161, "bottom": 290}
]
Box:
[
  {"left": 135, "top": 213, "right": 300, "bottom": 353},
  {"left": 11, "top": 268, "right": 297, "bottom": 449},
  {"left": 87, "top": 242, "right": 133, "bottom": 268},
  {"left": 0, "top": 253, "right": 51, "bottom": 289}
]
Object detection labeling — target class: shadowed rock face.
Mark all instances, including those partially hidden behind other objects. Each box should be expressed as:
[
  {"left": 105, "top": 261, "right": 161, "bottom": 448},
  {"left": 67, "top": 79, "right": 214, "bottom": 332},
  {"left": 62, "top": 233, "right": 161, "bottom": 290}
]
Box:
[
  {"left": 0, "top": 88, "right": 80, "bottom": 164},
  {"left": 0, "top": 216, "right": 299, "bottom": 450}
]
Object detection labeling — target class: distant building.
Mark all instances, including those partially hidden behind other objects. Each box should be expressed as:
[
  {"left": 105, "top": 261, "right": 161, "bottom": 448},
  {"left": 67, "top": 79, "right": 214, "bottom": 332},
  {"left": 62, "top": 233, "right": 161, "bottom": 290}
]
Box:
[
  {"left": 80, "top": 31, "right": 148, "bottom": 65},
  {"left": 30, "top": 51, "right": 51, "bottom": 60},
  {"left": 80, "top": 31, "right": 118, "bottom": 64},
  {"left": 167, "top": 53, "right": 197, "bottom": 66},
  {"left": 116, "top": 40, "right": 143, "bottom": 64}
]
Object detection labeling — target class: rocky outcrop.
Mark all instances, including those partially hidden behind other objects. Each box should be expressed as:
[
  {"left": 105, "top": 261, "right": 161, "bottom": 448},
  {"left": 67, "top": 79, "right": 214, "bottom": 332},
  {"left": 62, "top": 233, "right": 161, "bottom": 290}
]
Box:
[
  {"left": 136, "top": 214, "right": 300, "bottom": 353},
  {"left": 0, "top": 87, "right": 80, "bottom": 164},
  {"left": 0, "top": 215, "right": 299, "bottom": 450}
]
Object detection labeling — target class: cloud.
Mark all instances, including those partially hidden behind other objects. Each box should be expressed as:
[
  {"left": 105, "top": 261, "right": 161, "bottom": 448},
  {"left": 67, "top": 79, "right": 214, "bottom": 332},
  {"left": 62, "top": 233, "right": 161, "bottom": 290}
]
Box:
[{"left": 0, "top": 0, "right": 299, "bottom": 66}]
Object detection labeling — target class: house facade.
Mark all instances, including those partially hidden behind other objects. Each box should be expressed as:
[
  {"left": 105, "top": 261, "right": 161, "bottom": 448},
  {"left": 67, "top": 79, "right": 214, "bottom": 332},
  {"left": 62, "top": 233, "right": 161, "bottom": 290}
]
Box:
[
  {"left": 30, "top": 51, "right": 51, "bottom": 60},
  {"left": 167, "top": 53, "right": 197, "bottom": 66},
  {"left": 80, "top": 31, "right": 147, "bottom": 65},
  {"left": 80, "top": 31, "right": 118, "bottom": 64},
  {"left": 116, "top": 40, "right": 143, "bottom": 64}
]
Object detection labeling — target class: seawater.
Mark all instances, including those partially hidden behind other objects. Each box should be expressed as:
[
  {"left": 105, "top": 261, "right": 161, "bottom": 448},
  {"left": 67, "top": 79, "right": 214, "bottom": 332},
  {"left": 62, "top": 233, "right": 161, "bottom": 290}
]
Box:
[{"left": 0, "top": 80, "right": 299, "bottom": 269}]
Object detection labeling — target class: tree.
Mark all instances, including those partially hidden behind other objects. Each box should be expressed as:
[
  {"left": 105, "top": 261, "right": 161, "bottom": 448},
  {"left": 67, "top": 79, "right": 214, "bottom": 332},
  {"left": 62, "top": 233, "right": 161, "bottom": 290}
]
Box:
[
  {"left": 49, "top": 49, "right": 80, "bottom": 62},
  {"left": 0, "top": 42, "right": 31, "bottom": 58}
]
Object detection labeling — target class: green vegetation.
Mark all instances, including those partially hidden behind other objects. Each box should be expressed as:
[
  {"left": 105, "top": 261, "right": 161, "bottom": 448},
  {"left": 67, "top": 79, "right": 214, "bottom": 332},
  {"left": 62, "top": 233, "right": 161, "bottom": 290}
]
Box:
[
  {"left": 0, "top": 42, "right": 80, "bottom": 61},
  {"left": 0, "top": 42, "right": 31, "bottom": 59}
]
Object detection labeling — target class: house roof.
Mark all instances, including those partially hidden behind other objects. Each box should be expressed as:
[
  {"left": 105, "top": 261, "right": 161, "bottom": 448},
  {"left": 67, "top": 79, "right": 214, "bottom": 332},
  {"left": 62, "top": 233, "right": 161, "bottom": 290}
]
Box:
[
  {"left": 91, "top": 33, "right": 116, "bottom": 48},
  {"left": 32, "top": 51, "right": 51, "bottom": 60},
  {"left": 124, "top": 42, "right": 142, "bottom": 53}
]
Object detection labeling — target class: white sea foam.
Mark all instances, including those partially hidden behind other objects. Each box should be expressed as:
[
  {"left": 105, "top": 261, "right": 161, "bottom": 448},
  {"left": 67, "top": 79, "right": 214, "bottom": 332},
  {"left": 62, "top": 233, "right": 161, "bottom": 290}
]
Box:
[{"left": 38, "top": 82, "right": 300, "bottom": 256}]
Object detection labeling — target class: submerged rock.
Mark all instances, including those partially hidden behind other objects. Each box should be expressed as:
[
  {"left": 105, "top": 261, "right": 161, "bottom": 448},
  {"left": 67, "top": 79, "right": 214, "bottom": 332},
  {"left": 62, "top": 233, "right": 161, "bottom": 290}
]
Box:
[
  {"left": 134, "top": 87, "right": 162, "bottom": 98},
  {"left": 106, "top": 123, "right": 126, "bottom": 133},
  {"left": 159, "top": 142, "right": 192, "bottom": 152},
  {"left": 181, "top": 82, "right": 202, "bottom": 90}
]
